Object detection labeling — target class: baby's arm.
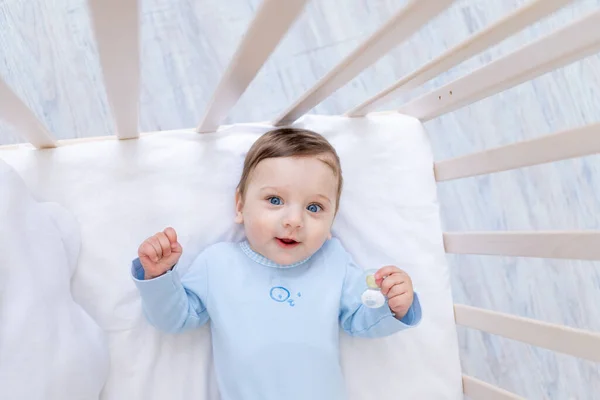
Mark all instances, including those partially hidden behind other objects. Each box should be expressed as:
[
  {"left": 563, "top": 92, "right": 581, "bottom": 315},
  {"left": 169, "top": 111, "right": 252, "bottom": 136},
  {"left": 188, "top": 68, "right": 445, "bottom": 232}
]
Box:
[
  {"left": 338, "top": 251, "right": 421, "bottom": 338},
  {"left": 131, "top": 228, "right": 210, "bottom": 333}
]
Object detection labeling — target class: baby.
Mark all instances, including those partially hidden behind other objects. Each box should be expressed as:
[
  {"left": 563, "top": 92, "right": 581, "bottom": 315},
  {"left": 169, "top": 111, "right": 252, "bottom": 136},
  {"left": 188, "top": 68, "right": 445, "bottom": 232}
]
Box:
[{"left": 131, "top": 128, "right": 422, "bottom": 400}]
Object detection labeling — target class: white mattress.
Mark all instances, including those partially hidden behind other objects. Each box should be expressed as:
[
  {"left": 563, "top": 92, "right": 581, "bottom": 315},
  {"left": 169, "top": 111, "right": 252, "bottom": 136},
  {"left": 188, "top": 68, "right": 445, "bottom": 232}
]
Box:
[{"left": 0, "top": 114, "right": 462, "bottom": 399}]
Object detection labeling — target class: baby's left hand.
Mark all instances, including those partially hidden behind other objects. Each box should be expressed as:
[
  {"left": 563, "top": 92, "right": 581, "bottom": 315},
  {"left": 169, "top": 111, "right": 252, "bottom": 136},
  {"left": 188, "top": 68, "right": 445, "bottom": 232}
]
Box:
[{"left": 375, "top": 266, "right": 414, "bottom": 320}]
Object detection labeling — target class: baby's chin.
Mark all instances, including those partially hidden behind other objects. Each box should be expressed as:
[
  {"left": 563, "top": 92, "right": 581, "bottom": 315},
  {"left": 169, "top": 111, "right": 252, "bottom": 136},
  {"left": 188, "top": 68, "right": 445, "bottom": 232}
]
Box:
[
  {"left": 269, "top": 247, "right": 311, "bottom": 266},
  {"left": 270, "top": 239, "right": 330, "bottom": 265}
]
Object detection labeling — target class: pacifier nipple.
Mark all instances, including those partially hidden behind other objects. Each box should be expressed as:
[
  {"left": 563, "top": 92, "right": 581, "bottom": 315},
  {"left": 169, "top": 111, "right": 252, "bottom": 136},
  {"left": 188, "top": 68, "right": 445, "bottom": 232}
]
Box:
[{"left": 366, "top": 274, "right": 378, "bottom": 289}]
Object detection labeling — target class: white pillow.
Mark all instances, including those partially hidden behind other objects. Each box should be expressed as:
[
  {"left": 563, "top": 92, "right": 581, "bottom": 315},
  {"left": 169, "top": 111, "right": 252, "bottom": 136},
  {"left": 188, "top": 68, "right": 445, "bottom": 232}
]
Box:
[
  {"left": 0, "top": 160, "right": 109, "bottom": 400},
  {"left": 0, "top": 114, "right": 462, "bottom": 399}
]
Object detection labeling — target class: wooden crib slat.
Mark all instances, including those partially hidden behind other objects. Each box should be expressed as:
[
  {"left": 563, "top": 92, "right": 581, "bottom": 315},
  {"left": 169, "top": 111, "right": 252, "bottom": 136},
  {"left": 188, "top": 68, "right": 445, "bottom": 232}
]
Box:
[
  {"left": 462, "top": 375, "right": 524, "bottom": 400},
  {"left": 88, "top": 0, "right": 140, "bottom": 139},
  {"left": 272, "top": 0, "right": 455, "bottom": 126},
  {"left": 197, "top": 0, "right": 309, "bottom": 133},
  {"left": 0, "top": 78, "right": 55, "bottom": 148},
  {"left": 435, "top": 123, "right": 600, "bottom": 181},
  {"left": 398, "top": 9, "right": 600, "bottom": 121},
  {"left": 444, "top": 231, "right": 600, "bottom": 260},
  {"left": 455, "top": 305, "right": 600, "bottom": 363},
  {"left": 345, "top": 0, "right": 573, "bottom": 117}
]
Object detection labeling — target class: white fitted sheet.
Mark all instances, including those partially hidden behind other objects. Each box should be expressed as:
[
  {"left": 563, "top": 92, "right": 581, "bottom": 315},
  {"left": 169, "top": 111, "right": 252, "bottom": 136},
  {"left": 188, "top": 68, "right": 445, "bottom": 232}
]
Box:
[{"left": 0, "top": 114, "right": 462, "bottom": 399}]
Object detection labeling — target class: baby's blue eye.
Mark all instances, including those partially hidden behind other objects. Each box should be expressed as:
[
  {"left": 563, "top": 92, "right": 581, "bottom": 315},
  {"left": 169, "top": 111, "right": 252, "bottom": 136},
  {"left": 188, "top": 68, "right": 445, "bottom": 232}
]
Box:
[
  {"left": 307, "top": 204, "right": 322, "bottom": 213},
  {"left": 269, "top": 196, "right": 283, "bottom": 206}
]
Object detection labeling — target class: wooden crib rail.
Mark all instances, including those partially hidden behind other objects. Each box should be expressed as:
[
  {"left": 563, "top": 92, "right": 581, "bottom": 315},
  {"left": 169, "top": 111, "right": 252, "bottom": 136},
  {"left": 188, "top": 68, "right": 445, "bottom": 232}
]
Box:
[
  {"left": 197, "top": 0, "right": 308, "bottom": 133},
  {"left": 345, "top": 0, "right": 573, "bottom": 117},
  {"left": 462, "top": 375, "right": 524, "bottom": 400},
  {"left": 444, "top": 231, "right": 600, "bottom": 260},
  {"left": 398, "top": 9, "right": 600, "bottom": 121},
  {"left": 435, "top": 123, "right": 600, "bottom": 181},
  {"left": 88, "top": 0, "right": 140, "bottom": 140},
  {"left": 0, "top": 78, "right": 55, "bottom": 149},
  {"left": 455, "top": 305, "right": 600, "bottom": 363},
  {"left": 271, "top": 0, "right": 455, "bottom": 126}
]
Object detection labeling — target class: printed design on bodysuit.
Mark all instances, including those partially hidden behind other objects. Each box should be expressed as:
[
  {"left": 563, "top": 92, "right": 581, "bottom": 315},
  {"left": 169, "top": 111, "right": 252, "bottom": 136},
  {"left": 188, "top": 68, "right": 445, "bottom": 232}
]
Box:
[
  {"left": 270, "top": 287, "right": 290, "bottom": 302},
  {"left": 269, "top": 286, "right": 302, "bottom": 307}
]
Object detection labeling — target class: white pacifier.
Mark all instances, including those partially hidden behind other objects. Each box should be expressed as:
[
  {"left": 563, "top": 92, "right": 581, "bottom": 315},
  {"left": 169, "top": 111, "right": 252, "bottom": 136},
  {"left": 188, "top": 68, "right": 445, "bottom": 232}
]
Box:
[{"left": 361, "top": 269, "right": 386, "bottom": 308}]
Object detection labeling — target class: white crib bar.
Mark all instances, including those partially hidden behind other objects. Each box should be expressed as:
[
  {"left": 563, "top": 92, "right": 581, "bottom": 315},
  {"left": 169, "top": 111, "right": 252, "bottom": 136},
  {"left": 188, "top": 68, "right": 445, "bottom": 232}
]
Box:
[
  {"left": 455, "top": 305, "right": 600, "bottom": 363},
  {"left": 88, "top": 0, "right": 140, "bottom": 139},
  {"left": 398, "top": 9, "right": 600, "bottom": 121},
  {"left": 444, "top": 231, "right": 600, "bottom": 260},
  {"left": 345, "top": 0, "right": 573, "bottom": 117},
  {"left": 0, "top": 78, "right": 55, "bottom": 148},
  {"left": 435, "top": 123, "right": 600, "bottom": 181},
  {"left": 462, "top": 375, "right": 524, "bottom": 400},
  {"left": 197, "top": 0, "right": 308, "bottom": 133},
  {"left": 272, "top": 0, "right": 455, "bottom": 126}
]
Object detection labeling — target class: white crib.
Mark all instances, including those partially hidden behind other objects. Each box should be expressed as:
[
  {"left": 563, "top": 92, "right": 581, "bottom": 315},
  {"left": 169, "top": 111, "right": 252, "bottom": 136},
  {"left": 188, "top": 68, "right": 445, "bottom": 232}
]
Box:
[{"left": 1, "top": 0, "right": 599, "bottom": 399}]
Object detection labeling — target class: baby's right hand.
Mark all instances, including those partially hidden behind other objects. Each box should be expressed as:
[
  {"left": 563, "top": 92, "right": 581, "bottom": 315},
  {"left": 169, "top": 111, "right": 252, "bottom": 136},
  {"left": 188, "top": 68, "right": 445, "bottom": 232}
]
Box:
[{"left": 138, "top": 227, "right": 183, "bottom": 280}]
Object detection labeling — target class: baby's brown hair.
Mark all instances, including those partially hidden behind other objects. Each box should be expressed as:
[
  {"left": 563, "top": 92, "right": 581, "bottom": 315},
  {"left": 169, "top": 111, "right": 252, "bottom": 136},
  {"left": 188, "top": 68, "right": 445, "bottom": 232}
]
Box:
[{"left": 237, "top": 128, "right": 343, "bottom": 211}]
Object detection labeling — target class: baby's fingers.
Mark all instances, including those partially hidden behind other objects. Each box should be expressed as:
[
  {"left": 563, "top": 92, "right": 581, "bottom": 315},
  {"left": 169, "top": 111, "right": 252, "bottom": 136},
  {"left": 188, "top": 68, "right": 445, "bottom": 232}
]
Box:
[
  {"left": 386, "top": 282, "right": 409, "bottom": 299},
  {"left": 139, "top": 240, "right": 159, "bottom": 262},
  {"left": 156, "top": 233, "right": 172, "bottom": 258},
  {"left": 375, "top": 265, "right": 402, "bottom": 281},
  {"left": 164, "top": 227, "right": 178, "bottom": 244},
  {"left": 171, "top": 241, "right": 183, "bottom": 254},
  {"left": 388, "top": 293, "right": 413, "bottom": 315},
  {"left": 148, "top": 237, "right": 163, "bottom": 261},
  {"left": 380, "top": 273, "right": 406, "bottom": 296}
]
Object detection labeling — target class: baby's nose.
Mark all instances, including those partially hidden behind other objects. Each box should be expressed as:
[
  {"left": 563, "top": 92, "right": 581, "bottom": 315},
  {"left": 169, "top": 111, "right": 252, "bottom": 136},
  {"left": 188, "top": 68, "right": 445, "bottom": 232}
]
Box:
[{"left": 283, "top": 208, "right": 303, "bottom": 228}]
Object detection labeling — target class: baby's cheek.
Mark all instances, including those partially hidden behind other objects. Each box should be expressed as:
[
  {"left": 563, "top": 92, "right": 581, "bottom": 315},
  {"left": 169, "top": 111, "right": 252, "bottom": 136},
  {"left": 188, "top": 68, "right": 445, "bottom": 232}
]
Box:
[
  {"left": 244, "top": 221, "right": 260, "bottom": 241},
  {"left": 246, "top": 216, "right": 271, "bottom": 242},
  {"left": 307, "top": 221, "right": 331, "bottom": 248}
]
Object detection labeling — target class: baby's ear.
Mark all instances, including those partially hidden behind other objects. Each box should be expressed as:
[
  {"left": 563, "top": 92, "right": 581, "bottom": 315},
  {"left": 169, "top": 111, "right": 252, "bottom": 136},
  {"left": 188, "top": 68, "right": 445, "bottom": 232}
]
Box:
[{"left": 234, "top": 190, "right": 244, "bottom": 224}]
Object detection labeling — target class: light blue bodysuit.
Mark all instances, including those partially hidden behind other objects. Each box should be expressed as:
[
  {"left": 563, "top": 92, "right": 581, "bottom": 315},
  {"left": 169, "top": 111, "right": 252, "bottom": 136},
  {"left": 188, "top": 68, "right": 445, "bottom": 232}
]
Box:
[{"left": 132, "top": 238, "right": 422, "bottom": 400}]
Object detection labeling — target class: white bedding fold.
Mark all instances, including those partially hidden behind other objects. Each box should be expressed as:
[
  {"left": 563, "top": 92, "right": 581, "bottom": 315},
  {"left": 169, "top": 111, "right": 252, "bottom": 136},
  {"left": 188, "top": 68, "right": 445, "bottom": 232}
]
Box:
[{"left": 0, "top": 160, "right": 109, "bottom": 400}]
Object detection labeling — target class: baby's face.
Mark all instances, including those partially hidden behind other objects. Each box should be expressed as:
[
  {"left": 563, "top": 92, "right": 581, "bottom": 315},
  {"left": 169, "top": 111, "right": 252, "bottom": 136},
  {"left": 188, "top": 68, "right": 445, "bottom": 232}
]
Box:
[{"left": 236, "top": 155, "right": 338, "bottom": 265}]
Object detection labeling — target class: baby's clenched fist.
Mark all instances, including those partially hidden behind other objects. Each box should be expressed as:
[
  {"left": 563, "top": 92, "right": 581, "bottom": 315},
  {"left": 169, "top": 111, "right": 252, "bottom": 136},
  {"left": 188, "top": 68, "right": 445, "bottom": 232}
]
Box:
[
  {"left": 138, "top": 227, "right": 182, "bottom": 280},
  {"left": 374, "top": 266, "right": 414, "bottom": 320}
]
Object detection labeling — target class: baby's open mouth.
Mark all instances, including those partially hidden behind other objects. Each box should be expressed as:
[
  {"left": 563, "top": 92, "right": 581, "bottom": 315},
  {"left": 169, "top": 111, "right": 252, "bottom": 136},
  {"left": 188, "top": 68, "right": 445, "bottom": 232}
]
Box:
[{"left": 276, "top": 238, "right": 300, "bottom": 248}]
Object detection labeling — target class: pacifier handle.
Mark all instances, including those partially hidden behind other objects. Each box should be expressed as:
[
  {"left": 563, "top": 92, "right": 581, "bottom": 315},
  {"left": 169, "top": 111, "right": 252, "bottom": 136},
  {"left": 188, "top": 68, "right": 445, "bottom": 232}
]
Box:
[{"left": 361, "top": 269, "right": 386, "bottom": 308}]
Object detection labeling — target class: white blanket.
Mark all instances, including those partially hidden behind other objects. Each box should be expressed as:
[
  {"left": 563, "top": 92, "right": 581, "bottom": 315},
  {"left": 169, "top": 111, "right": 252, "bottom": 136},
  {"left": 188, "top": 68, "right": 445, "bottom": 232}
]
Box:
[
  {"left": 0, "top": 160, "right": 109, "bottom": 399},
  {"left": 0, "top": 114, "right": 462, "bottom": 399}
]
